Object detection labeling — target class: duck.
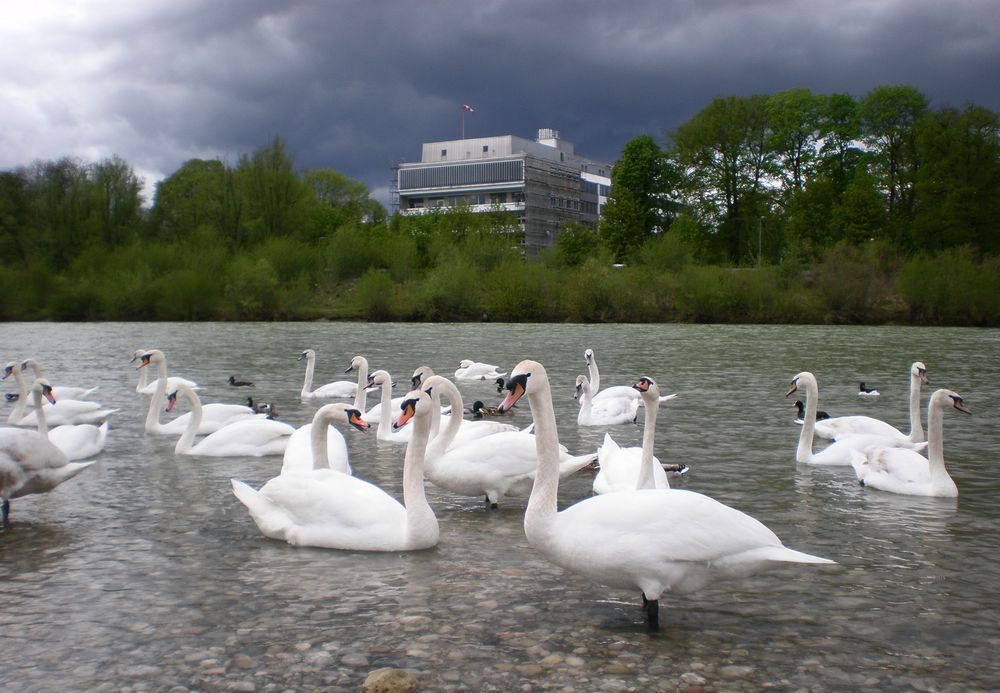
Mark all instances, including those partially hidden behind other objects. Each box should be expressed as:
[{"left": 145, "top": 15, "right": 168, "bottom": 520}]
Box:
[
  {"left": 20, "top": 358, "right": 99, "bottom": 401},
  {"left": 794, "top": 399, "right": 830, "bottom": 422},
  {"left": 575, "top": 374, "right": 640, "bottom": 426},
  {"left": 454, "top": 359, "right": 507, "bottom": 381},
  {"left": 280, "top": 403, "right": 367, "bottom": 476},
  {"left": 29, "top": 378, "right": 108, "bottom": 461},
  {"left": 858, "top": 382, "right": 880, "bottom": 398},
  {"left": 786, "top": 372, "right": 925, "bottom": 466},
  {"left": 813, "top": 362, "right": 928, "bottom": 443},
  {"left": 0, "top": 425, "right": 96, "bottom": 528},
  {"left": 230, "top": 389, "right": 438, "bottom": 551},
  {"left": 228, "top": 376, "right": 254, "bottom": 387},
  {"left": 137, "top": 350, "right": 256, "bottom": 435},
  {"left": 246, "top": 397, "right": 277, "bottom": 418},
  {"left": 420, "top": 374, "right": 596, "bottom": 508},
  {"left": 168, "top": 384, "right": 294, "bottom": 457},
  {"left": 593, "top": 377, "right": 674, "bottom": 494},
  {"left": 469, "top": 400, "right": 510, "bottom": 418},
  {"left": 850, "top": 389, "right": 970, "bottom": 497},
  {"left": 499, "top": 359, "right": 835, "bottom": 630},
  {"left": 298, "top": 348, "right": 358, "bottom": 399}
]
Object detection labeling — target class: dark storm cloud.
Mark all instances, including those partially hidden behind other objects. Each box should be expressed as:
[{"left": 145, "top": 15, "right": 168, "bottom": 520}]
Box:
[{"left": 2, "top": 0, "right": 997, "bottom": 205}]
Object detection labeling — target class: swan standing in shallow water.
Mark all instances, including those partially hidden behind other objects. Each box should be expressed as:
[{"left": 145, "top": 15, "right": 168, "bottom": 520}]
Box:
[
  {"left": 575, "top": 374, "right": 639, "bottom": 426},
  {"left": 851, "top": 389, "right": 970, "bottom": 497},
  {"left": 593, "top": 377, "right": 671, "bottom": 494},
  {"left": 499, "top": 359, "right": 834, "bottom": 630},
  {"left": 786, "top": 372, "right": 925, "bottom": 466},
  {"left": 1, "top": 425, "right": 96, "bottom": 527},
  {"left": 137, "top": 350, "right": 254, "bottom": 435},
  {"left": 168, "top": 385, "right": 294, "bottom": 457},
  {"left": 230, "top": 390, "right": 438, "bottom": 551},
  {"left": 298, "top": 348, "right": 357, "bottom": 399},
  {"left": 814, "top": 362, "right": 928, "bottom": 443},
  {"left": 29, "top": 378, "right": 108, "bottom": 461}
]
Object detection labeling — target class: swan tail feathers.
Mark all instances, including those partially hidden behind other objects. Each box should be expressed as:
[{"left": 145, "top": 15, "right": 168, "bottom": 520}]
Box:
[
  {"left": 712, "top": 545, "right": 835, "bottom": 577},
  {"left": 230, "top": 479, "right": 293, "bottom": 539},
  {"left": 557, "top": 451, "right": 599, "bottom": 477}
]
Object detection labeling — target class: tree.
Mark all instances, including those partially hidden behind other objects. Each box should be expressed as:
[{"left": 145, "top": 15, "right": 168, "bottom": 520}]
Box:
[
  {"left": 152, "top": 159, "right": 228, "bottom": 242},
  {"left": 237, "top": 136, "right": 307, "bottom": 245},
  {"left": 768, "top": 88, "right": 823, "bottom": 196},
  {"left": 89, "top": 155, "right": 143, "bottom": 248},
  {"left": 600, "top": 134, "right": 675, "bottom": 261}
]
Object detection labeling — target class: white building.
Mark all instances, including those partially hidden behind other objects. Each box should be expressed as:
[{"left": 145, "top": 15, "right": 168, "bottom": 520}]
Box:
[{"left": 395, "top": 128, "right": 611, "bottom": 252}]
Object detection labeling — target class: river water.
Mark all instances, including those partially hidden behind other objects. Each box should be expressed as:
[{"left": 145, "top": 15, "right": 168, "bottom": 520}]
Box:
[{"left": 1, "top": 322, "right": 997, "bottom": 692}]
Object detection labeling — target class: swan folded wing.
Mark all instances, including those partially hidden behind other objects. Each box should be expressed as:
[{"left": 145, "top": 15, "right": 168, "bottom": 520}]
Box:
[
  {"left": 817, "top": 415, "right": 906, "bottom": 442},
  {"left": 852, "top": 446, "right": 930, "bottom": 486},
  {"left": 47, "top": 422, "right": 108, "bottom": 460}
]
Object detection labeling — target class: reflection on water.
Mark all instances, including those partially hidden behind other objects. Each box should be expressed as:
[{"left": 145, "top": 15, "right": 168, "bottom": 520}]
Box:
[{"left": 1, "top": 322, "right": 998, "bottom": 691}]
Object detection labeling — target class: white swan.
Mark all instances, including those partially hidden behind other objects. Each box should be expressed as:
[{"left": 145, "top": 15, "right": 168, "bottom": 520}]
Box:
[
  {"left": 0, "top": 426, "right": 95, "bottom": 528},
  {"left": 169, "top": 385, "right": 294, "bottom": 457},
  {"left": 138, "top": 350, "right": 254, "bottom": 435},
  {"left": 369, "top": 369, "right": 413, "bottom": 443},
  {"left": 454, "top": 359, "right": 507, "bottom": 381},
  {"left": 280, "top": 402, "right": 369, "bottom": 475},
  {"left": 500, "top": 359, "right": 834, "bottom": 630},
  {"left": 29, "top": 378, "right": 108, "bottom": 461},
  {"left": 345, "top": 355, "right": 403, "bottom": 425},
  {"left": 423, "top": 375, "right": 518, "bottom": 444},
  {"left": 584, "top": 348, "right": 677, "bottom": 406},
  {"left": 575, "top": 374, "right": 639, "bottom": 426},
  {"left": 593, "top": 377, "right": 671, "bottom": 494},
  {"left": 814, "top": 362, "right": 928, "bottom": 443},
  {"left": 131, "top": 348, "right": 199, "bottom": 395},
  {"left": 230, "top": 389, "right": 439, "bottom": 551},
  {"left": 851, "top": 389, "right": 970, "bottom": 497},
  {"left": 20, "top": 358, "right": 99, "bottom": 401},
  {"left": 858, "top": 382, "right": 880, "bottom": 398},
  {"left": 786, "top": 372, "right": 925, "bottom": 466},
  {"left": 411, "top": 365, "right": 435, "bottom": 388},
  {"left": 9, "top": 362, "right": 116, "bottom": 427},
  {"left": 420, "top": 375, "right": 597, "bottom": 507},
  {"left": 299, "top": 348, "right": 357, "bottom": 399}
]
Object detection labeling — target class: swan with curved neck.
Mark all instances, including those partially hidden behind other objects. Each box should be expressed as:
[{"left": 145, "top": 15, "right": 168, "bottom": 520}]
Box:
[
  {"left": 20, "top": 358, "right": 98, "bottom": 401},
  {"left": 786, "top": 372, "right": 925, "bottom": 466},
  {"left": 813, "top": 362, "right": 928, "bottom": 443},
  {"left": 230, "top": 390, "right": 438, "bottom": 551},
  {"left": 369, "top": 369, "right": 412, "bottom": 443},
  {"left": 168, "top": 384, "right": 294, "bottom": 457},
  {"left": 298, "top": 348, "right": 357, "bottom": 399},
  {"left": 575, "top": 374, "right": 639, "bottom": 426},
  {"left": 421, "top": 374, "right": 595, "bottom": 507},
  {"left": 29, "top": 378, "right": 108, "bottom": 461},
  {"left": 138, "top": 350, "right": 253, "bottom": 435},
  {"left": 593, "top": 377, "right": 670, "bottom": 494},
  {"left": 280, "top": 402, "right": 368, "bottom": 475},
  {"left": 851, "top": 389, "right": 970, "bottom": 497},
  {"left": 500, "top": 359, "right": 834, "bottom": 630}
]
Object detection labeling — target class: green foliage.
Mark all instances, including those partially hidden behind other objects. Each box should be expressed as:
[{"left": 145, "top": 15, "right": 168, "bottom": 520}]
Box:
[
  {"left": 898, "top": 247, "right": 1000, "bottom": 325},
  {"left": 354, "top": 268, "right": 398, "bottom": 321},
  {"left": 636, "top": 230, "right": 695, "bottom": 271}
]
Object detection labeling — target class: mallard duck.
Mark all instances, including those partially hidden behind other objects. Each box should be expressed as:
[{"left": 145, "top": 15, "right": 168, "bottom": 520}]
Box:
[{"left": 229, "top": 375, "right": 254, "bottom": 387}]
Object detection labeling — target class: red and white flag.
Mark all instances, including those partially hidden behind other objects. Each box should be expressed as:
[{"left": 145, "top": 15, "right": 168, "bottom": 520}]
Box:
[{"left": 462, "top": 103, "right": 475, "bottom": 113}]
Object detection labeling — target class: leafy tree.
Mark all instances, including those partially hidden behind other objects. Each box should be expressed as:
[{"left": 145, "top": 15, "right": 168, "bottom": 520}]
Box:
[
  {"left": 237, "top": 136, "right": 307, "bottom": 245},
  {"left": 89, "top": 155, "right": 143, "bottom": 247},
  {"left": 768, "top": 88, "right": 823, "bottom": 195},
  {"left": 152, "top": 159, "right": 227, "bottom": 242}
]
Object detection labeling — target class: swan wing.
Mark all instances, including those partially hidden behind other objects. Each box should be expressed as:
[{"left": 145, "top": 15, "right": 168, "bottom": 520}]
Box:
[
  {"left": 47, "top": 422, "right": 108, "bottom": 461},
  {"left": 188, "top": 418, "right": 295, "bottom": 457},
  {"left": 307, "top": 381, "right": 357, "bottom": 399},
  {"left": 281, "top": 423, "right": 350, "bottom": 475}
]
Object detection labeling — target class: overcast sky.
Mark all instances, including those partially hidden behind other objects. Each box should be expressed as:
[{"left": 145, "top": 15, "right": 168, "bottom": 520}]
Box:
[{"left": 3, "top": 0, "right": 998, "bottom": 208}]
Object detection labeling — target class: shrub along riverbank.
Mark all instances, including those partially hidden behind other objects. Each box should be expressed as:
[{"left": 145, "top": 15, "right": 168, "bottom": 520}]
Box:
[{"left": 1, "top": 228, "right": 996, "bottom": 326}]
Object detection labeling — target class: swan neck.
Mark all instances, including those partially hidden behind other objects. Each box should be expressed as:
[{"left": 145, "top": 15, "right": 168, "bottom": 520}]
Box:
[
  {"left": 175, "top": 389, "right": 202, "bottom": 454},
  {"left": 376, "top": 378, "right": 394, "bottom": 438},
  {"left": 402, "top": 404, "right": 435, "bottom": 539},
  {"left": 144, "top": 358, "right": 169, "bottom": 432},
  {"left": 427, "top": 379, "right": 463, "bottom": 458},
  {"left": 8, "top": 367, "right": 28, "bottom": 422},
  {"left": 796, "top": 377, "right": 818, "bottom": 463},
  {"left": 587, "top": 356, "right": 600, "bottom": 394},
  {"left": 33, "top": 386, "right": 49, "bottom": 436},
  {"left": 637, "top": 396, "right": 659, "bottom": 489},
  {"left": 925, "top": 395, "right": 946, "bottom": 476},
  {"left": 352, "top": 359, "right": 368, "bottom": 411},
  {"left": 301, "top": 353, "right": 316, "bottom": 397},
  {"left": 525, "top": 375, "right": 560, "bottom": 541},
  {"left": 908, "top": 371, "right": 925, "bottom": 443},
  {"left": 310, "top": 413, "right": 333, "bottom": 471}
]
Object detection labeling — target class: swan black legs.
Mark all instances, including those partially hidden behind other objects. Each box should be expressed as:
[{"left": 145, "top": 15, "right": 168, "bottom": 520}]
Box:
[{"left": 641, "top": 593, "right": 660, "bottom": 630}]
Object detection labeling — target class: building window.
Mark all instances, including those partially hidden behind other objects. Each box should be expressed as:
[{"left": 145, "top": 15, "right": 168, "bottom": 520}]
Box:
[
  {"left": 440, "top": 149, "right": 447, "bottom": 158},
  {"left": 491, "top": 192, "right": 506, "bottom": 204},
  {"left": 482, "top": 145, "right": 489, "bottom": 153}
]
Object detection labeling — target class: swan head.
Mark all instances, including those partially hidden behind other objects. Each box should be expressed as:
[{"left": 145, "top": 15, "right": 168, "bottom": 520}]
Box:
[
  {"left": 458, "top": 359, "right": 475, "bottom": 369},
  {"left": 369, "top": 370, "right": 392, "bottom": 388},
  {"left": 498, "top": 360, "right": 544, "bottom": 413},
  {"left": 411, "top": 366, "right": 434, "bottom": 388},
  {"left": 912, "top": 362, "right": 929, "bottom": 385},
  {"left": 574, "top": 374, "right": 589, "bottom": 400},
  {"left": 347, "top": 355, "right": 368, "bottom": 374},
  {"left": 135, "top": 349, "right": 163, "bottom": 370},
  {"left": 391, "top": 390, "right": 431, "bottom": 431},
  {"left": 165, "top": 384, "right": 196, "bottom": 412},
  {"left": 940, "top": 390, "right": 972, "bottom": 415},
  {"left": 129, "top": 348, "right": 148, "bottom": 364},
  {"left": 786, "top": 372, "right": 816, "bottom": 398},
  {"left": 584, "top": 348, "right": 594, "bottom": 364},
  {"left": 298, "top": 349, "right": 315, "bottom": 362},
  {"left": 32, "top": 378, "right": 57, "bottom": 405},
  {"left": 2, "top": 361, "right": 17, "bottom": 379},
  {"left": 632, "top": 376, "right": 659, "bottom": 398}
]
